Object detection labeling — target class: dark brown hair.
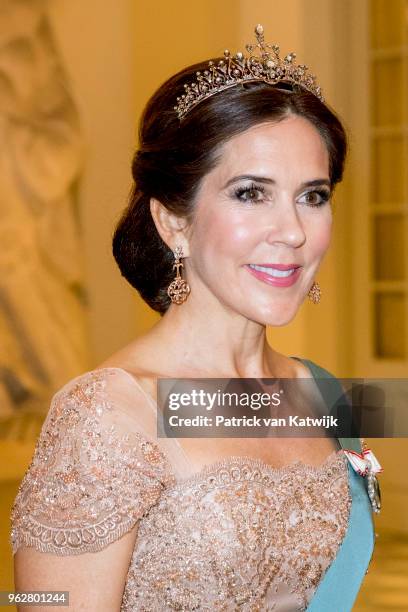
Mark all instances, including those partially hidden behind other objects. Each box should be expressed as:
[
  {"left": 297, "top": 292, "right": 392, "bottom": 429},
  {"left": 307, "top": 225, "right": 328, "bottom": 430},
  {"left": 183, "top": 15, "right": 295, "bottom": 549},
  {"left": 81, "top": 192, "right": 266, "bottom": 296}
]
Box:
[{"left": 112, "top": 60, "right": 347, "bottom": 315}]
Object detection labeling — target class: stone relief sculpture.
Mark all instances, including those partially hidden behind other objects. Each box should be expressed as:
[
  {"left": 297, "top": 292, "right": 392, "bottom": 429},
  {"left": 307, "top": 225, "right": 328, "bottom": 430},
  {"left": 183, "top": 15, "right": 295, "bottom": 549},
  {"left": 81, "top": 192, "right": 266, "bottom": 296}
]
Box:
[{"left": 0, "top": 0, "right": 90, "bottom": 421}]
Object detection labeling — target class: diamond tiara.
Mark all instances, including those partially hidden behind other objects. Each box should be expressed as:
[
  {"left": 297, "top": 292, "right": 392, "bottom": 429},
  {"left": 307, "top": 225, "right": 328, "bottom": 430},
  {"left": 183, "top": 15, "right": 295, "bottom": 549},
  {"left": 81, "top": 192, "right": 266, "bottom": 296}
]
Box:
[{"left": 174, "top": 24, "right": 324, "bottom": 121}]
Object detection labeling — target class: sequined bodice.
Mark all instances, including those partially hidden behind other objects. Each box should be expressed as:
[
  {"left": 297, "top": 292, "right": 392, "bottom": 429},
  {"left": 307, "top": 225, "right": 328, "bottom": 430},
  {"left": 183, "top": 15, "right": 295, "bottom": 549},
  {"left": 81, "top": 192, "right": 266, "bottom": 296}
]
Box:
[{"left": 10, "top": 368, "right": 352, "bottom": 611}]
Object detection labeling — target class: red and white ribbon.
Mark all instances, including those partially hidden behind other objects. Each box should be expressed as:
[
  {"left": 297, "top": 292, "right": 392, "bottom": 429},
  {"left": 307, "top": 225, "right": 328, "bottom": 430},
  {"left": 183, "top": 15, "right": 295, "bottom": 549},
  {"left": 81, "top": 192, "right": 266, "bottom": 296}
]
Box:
[{"left": 343, "top": 448, "right": 383, "bottom": 476}]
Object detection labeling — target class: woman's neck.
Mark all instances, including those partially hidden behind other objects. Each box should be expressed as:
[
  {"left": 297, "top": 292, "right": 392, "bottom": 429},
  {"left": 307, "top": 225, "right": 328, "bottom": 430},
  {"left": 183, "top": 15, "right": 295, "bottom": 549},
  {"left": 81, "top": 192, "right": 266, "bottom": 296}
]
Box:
[{"left": 133, "top": 301, "right": 287, "bottom": 379}]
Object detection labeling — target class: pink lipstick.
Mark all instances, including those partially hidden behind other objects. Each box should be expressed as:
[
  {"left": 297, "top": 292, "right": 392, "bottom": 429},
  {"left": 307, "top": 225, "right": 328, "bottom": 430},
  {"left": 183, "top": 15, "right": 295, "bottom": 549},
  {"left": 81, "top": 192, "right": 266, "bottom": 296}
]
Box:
[{"left": 245, "top": 263, "right": 302, "bottom": 287}]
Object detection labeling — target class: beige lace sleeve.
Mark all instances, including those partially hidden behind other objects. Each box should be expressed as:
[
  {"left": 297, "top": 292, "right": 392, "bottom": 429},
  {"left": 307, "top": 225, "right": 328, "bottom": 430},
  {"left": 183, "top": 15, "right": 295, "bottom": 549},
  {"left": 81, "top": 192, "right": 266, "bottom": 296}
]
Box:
[{"left": 10, "top": 368, "right": 175, "bottom": 556}]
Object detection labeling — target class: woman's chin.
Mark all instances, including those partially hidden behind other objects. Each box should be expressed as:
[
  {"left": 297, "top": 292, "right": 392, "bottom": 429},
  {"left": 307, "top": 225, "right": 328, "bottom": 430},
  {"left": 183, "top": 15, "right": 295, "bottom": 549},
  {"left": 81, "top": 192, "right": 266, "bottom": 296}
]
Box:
[
  {"left": 265, "top": 315, "right": 297, "bottom": 327},
  {"left": 246, "top": 305, "right": 299, "bottom": 327}
]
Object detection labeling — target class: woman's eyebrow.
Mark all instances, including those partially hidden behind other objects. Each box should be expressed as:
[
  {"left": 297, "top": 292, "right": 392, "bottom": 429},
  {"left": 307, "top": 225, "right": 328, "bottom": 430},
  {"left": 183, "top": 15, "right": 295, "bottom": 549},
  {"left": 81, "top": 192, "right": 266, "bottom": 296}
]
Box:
[{"left": 223, "top": 174, "right": 331, "bottom": 189}]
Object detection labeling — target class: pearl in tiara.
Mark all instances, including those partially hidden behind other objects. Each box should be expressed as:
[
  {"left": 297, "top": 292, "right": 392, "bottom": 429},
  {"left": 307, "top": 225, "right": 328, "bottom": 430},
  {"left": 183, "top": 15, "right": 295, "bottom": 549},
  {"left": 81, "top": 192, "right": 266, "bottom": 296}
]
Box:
[{"left": 174, "top": 24, "right": 324, "bottom": 121}]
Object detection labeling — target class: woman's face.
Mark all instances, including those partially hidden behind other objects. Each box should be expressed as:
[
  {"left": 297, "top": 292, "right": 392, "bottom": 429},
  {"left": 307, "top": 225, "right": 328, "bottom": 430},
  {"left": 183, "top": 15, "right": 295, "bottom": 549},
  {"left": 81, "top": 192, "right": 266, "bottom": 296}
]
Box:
[{"left": 186, "top": 114, "right": 333, "bottom": 326}]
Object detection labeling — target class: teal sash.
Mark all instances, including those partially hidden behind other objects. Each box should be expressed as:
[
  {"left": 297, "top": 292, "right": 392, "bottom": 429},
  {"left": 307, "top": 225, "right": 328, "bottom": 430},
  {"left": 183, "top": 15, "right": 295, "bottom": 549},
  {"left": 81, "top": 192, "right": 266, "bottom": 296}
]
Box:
[{"left": 291, "top": 358, "right": 375, "bottom": 611}]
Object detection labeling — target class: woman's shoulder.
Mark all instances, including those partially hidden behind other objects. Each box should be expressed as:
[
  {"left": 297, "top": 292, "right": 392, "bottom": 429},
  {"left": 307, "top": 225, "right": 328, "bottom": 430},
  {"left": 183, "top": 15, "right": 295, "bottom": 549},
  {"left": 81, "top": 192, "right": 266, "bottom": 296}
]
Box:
[
  {"left": 94, "top": 346, "right": 169, "bottom": 404},
  {"left": 10, "top": 364, "right": 175, "bottom": 557},
  {"left": 51, "top": 364, "right": 153, "bottom": 420},
  {"left": 291, "top": 356, "right": 340, "bottom": 380},
  {"left": 56, "top": 363, "right": 140, "bottom": 394},
  {"left": 294, "top": 358, "right": 366, "bottom": 455},
  {"left": 43, "top": 364, "right": 172, "bottom": 472},
  {"left": 27, "top": 365, "right": 171, "bottom": 480}
]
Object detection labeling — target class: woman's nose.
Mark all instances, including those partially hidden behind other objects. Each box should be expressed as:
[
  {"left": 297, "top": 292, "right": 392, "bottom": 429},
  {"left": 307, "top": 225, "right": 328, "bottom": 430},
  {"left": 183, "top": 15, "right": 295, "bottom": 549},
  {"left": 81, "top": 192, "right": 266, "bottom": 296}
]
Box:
[{"left": 264, "top": 199, "right": 306, "bottom": 248}]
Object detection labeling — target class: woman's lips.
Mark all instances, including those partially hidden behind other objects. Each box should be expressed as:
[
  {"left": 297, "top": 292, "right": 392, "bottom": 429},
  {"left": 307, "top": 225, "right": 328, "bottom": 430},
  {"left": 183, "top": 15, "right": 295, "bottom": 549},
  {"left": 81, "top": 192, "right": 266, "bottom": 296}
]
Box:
[
  {"left": 245, "top": 264, "right": 302, "bottom": 287},
  {"left": 250, "top": 263, "right": 301, "bottom": 270}
]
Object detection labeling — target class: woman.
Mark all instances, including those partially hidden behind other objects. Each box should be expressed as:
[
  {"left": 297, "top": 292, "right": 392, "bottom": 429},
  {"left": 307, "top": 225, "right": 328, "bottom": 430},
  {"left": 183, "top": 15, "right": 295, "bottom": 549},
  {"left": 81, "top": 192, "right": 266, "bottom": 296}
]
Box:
[{"left": 10, "top": 25, "right": 380, "bottom": 611}]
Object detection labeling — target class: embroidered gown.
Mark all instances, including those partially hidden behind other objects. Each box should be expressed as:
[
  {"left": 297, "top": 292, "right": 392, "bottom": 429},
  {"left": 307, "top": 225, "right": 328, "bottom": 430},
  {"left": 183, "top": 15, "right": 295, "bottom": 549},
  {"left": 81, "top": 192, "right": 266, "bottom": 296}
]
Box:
[{"left": 10, "top": 359, "right": 375, "bottom": 611}]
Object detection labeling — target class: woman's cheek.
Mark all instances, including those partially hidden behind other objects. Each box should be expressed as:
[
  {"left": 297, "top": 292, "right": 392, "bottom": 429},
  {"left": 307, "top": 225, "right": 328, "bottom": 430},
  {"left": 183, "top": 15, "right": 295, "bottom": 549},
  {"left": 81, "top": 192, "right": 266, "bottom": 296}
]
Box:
[
  {"left": 307, "top": 215, "right": 332, "bottom": 256},
  {"left": 225, "top": 221, "right": 255, "bottom": 251},
  {"left": 201, "top": 210, "right": 254, "bottom": 252}
]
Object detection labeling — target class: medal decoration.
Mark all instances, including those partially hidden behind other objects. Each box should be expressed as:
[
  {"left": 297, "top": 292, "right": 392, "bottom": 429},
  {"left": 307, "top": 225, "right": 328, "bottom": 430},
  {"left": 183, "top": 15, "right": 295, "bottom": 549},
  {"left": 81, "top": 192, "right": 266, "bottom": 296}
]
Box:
[{"left": 343, "top": 444, "right": 383, "bottom": 514}]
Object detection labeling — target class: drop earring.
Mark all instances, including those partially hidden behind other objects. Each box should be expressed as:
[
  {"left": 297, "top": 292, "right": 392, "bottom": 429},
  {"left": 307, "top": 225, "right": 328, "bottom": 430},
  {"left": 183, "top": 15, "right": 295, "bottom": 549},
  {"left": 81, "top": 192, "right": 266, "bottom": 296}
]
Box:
[
  {"left": 167, "top": 246, "right": 191, "bottom": 304},
  {"left": 308, "top": 281, "right": 321, "bottom": 304}
]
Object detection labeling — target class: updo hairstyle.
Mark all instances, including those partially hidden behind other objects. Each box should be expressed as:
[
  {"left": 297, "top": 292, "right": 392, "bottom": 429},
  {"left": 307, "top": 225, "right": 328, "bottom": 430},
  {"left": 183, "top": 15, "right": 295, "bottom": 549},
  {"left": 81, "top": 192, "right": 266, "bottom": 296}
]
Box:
[{"left": 112, "top": 60, "right": 347, "bottom": 314}]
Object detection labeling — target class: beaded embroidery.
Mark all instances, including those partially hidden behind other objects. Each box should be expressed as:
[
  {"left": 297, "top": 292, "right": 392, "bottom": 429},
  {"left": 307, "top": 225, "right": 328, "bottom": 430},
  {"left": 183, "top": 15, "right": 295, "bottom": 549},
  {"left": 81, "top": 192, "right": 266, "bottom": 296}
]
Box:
[
  {"left": 10, "top": 369, "right": 174, "bottom": 555},
  {"left": 122, "top": 452, "right": 351, "bottom": 611},
  {"left": 10, "top": 368, "right": 352, "bottom": 611}
]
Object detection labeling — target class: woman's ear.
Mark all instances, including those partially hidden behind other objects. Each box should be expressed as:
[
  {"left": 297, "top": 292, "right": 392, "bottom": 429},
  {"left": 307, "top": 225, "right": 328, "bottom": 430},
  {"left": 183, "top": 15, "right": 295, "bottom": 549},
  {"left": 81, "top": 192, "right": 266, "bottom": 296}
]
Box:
[{"left": 150, "top": 198, "right": 190, "bottom": 256}]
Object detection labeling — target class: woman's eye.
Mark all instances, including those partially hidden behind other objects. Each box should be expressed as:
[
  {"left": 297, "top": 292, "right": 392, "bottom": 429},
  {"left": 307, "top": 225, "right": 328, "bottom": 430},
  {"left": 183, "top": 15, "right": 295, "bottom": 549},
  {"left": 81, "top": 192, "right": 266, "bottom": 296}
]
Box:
[
  {"left": 234, "top": 184, "right": 265, "bottom": 203},
  {"left": 300, "top": 189, "right": 331, "bottom": 207}
]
